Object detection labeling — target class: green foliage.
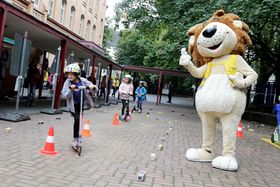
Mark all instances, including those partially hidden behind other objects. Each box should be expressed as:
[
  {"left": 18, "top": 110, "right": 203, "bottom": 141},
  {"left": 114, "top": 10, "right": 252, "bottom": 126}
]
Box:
[
  {"left": 103, "top": 18, "right": 114, "bottom": 48},
  {"left": 115, "top": 0, "right": 280, "bottom": 96},
  {"left": 116, "top": 29, "right": 147, "bottom": 65}
]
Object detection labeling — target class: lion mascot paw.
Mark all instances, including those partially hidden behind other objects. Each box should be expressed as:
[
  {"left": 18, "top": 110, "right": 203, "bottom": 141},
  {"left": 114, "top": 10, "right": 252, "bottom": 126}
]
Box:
[
  {"left": 186, "top": 148, "right": 213, "bottom": 162},
  {"left": 212, "top": 155, "right": 238, "bottom": 171}
]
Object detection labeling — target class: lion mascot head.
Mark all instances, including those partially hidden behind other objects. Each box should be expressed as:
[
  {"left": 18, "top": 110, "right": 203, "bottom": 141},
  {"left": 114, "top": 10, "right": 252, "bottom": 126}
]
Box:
[{"left": 187, "top": 10, "right": 252, "bottom": 67}]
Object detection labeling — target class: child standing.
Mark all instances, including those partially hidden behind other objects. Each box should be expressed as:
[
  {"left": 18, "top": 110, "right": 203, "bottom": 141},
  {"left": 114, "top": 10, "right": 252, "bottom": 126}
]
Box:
[
  {"left": 135, "top": 81, "right": 147, "bottom": 112},
  {"left": 119, "top": 74, "right": 133, "bottom": 121},
  {"left": 62, "top": 63, "right": 97, "bottom": 148}
]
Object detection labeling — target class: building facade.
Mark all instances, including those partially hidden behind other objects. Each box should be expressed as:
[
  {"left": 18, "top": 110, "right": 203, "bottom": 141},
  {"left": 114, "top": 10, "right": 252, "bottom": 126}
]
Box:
[{"left": 5, "top": 0, "right": 107, "bottom": 46}]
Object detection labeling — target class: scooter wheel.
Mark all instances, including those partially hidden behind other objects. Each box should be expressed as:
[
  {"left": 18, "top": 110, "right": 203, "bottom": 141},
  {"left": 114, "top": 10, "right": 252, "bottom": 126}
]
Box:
[
  {"left": 77, "top": 146, "right": 82, "bottom": 156},
  {"left": 126, "top": 116, "right": 131, "bottom": 121}
]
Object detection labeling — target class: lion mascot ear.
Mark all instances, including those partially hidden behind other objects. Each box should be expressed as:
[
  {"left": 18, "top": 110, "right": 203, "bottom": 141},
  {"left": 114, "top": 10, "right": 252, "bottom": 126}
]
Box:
[
  {"left": 211, "top": 10, "right": 252, "bottom": 48},
  {"left": 213, "top": 9, "right": 225, "bottom": 17},
  {"left": 232, "top": 20, "right": 252, "bottom": 47}
]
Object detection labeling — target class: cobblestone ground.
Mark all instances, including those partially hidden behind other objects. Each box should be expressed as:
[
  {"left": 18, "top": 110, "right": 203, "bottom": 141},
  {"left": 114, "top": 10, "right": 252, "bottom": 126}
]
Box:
[{"left": 0, "top": 102, "right": 279, "bottom": 187}]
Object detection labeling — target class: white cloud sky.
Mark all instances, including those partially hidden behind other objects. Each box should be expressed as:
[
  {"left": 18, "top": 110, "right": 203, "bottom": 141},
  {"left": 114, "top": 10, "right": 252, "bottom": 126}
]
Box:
[{"left": 106, "top": 0, "right": 122, "bottom": 18}]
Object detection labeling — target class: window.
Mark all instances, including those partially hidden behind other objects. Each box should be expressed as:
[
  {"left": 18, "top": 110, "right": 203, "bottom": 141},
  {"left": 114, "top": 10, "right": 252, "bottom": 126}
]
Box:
[
  {"left": 79, "top": 15, "right": 85, "bottom": 36},
  {"left": 91, "top": 25, "right": 96, "bottom": 41},
  {"left": 85, "top": 21, "right": 91, "bottom": 40},
  {"left": 60, "top": 0, "right": 67, "bottom": 24},
  {"left": 48, "top": 0, "right": 54, "bottom": 17},
  {"left": 69, "top": 6, "right": 75, "bottom": 29},
  {"left": 100, "top": 18, "right": 104, "bottom": 37},
  {"left": 82, "top": 0, "right": 87, "bottom": 7}
]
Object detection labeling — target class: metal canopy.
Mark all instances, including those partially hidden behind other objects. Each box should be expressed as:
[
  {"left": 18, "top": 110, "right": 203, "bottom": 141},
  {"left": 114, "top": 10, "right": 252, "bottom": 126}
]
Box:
[
  {"left": 5, "top": 13, "right": 94, "bottom": 62},
  {"left": 5, "top": 13, "right": 60, "bottom": 54}
]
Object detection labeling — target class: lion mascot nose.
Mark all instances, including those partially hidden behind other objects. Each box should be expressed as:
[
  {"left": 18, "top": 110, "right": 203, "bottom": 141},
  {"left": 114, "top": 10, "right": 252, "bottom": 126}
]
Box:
[{"left": 202, "top": 27, "right": 217, "bottom": 38}]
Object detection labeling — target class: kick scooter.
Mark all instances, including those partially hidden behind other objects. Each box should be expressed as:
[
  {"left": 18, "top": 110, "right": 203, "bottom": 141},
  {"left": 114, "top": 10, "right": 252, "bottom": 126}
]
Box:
[
  {"left": 70, "top": 85, "right": 91, "bottom": 156},
  {"left": 119, "top": 93, "right": 132, "bottom": 122}
]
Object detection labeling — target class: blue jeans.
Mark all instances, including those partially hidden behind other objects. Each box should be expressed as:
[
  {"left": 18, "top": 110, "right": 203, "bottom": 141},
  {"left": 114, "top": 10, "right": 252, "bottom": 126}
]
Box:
[{"left": 137, "top": 97, "right": 143, "bottom": 109}]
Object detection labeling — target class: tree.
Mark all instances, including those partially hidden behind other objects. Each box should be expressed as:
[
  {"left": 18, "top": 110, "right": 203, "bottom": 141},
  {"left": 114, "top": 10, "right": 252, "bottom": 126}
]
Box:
[
  {"left": 116, "top": 29, "right": 147, "bottom": 65},
  {"left": 115, "top": 0, "right": 280, "bottom": 104},
  {"left": 103, "top": 18, "right": 114, "bottom": 49}
]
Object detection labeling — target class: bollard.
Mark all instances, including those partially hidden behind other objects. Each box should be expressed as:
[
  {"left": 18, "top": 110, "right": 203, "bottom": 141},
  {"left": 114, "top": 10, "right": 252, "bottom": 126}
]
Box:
[
  {"left": 151, "top": 153, "right": 156, "bottom": 161},
  {"left": 158, "top": 144, "right": 163, "bottom": 151},
  {"left": 137, "top": 171, "right": 146, "bottom": 182},
  {"left": 5, "top": 127, "right": 12, "bottom": 133}
]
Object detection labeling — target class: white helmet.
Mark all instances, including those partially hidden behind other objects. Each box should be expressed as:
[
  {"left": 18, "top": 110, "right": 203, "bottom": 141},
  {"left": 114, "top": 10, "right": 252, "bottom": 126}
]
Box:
[
  {"left": 124, "top": 74, "right": 132, "bottom": 79},
  {"left": 64, "top": 63, "right": 81, "bottom": 74}
]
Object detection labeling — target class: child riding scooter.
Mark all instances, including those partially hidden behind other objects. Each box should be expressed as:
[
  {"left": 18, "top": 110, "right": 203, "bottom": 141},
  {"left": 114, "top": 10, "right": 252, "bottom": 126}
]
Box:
[
  {"left": 62, "top": 63, "right": 97, "bottom": 155},
  {"left": 118, "top": 74, "right": 133, "bottom": 121}
]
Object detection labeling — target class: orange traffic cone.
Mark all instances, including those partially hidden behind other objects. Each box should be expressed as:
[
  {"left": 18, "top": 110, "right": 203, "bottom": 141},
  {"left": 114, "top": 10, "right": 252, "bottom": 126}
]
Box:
[
  {"left": 41, "top": 127, "right": 57, "bottom": 155},
  {"left": 236, "top": 122, "right": 243, "bottom": 138},
  {"left": 82, "top": 119, "right": 92, "bottom": 137},
  {"left": 113, "top": 112, "right": 119, "bottom": 125}
]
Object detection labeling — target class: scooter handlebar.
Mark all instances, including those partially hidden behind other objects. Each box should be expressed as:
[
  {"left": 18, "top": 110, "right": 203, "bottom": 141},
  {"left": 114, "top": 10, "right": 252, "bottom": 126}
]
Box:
[
  {"left": 69, "top": 86, "right": 91, "bottom": 90},
  {"left": 122, "top": 93, "right": 133, "bottom": 96}
]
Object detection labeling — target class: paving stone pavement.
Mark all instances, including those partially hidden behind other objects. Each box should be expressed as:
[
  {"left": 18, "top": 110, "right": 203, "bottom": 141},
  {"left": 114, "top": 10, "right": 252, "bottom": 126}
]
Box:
[{"left": 0, "top": 102, "right": 279, "bottom": 187}]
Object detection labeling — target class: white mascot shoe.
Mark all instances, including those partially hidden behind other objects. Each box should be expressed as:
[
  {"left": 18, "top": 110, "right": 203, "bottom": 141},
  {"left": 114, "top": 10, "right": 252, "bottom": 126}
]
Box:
[
  {"left": 186, "top": 148, "right": 213, "bottom": 162},
  {"left": 212, "top": 156, "right": 238, "bottom": 171}
]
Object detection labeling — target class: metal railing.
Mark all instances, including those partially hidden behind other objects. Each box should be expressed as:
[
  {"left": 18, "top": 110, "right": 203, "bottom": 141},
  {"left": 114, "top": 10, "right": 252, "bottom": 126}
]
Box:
[{"left": 249, "top": 90, "right": 278, "bottom": 105}]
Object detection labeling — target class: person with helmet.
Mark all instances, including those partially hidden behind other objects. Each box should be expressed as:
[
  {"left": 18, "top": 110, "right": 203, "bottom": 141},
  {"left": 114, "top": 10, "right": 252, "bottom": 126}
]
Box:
[
  {"left": 119, "top": 74, "right": 134, "bottom": 121},
  {"left": 134, "top": 81, "right": 147, "bottom": 113},
  {"left": 62, "top": 63, "right": 97, "bottom": 148}
]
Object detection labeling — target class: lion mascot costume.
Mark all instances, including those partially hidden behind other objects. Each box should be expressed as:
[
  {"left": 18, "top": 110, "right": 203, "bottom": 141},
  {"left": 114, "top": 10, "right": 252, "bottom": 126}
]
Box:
[{"left": 179, "top": 10, "right": 258, "bottom": 171}]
